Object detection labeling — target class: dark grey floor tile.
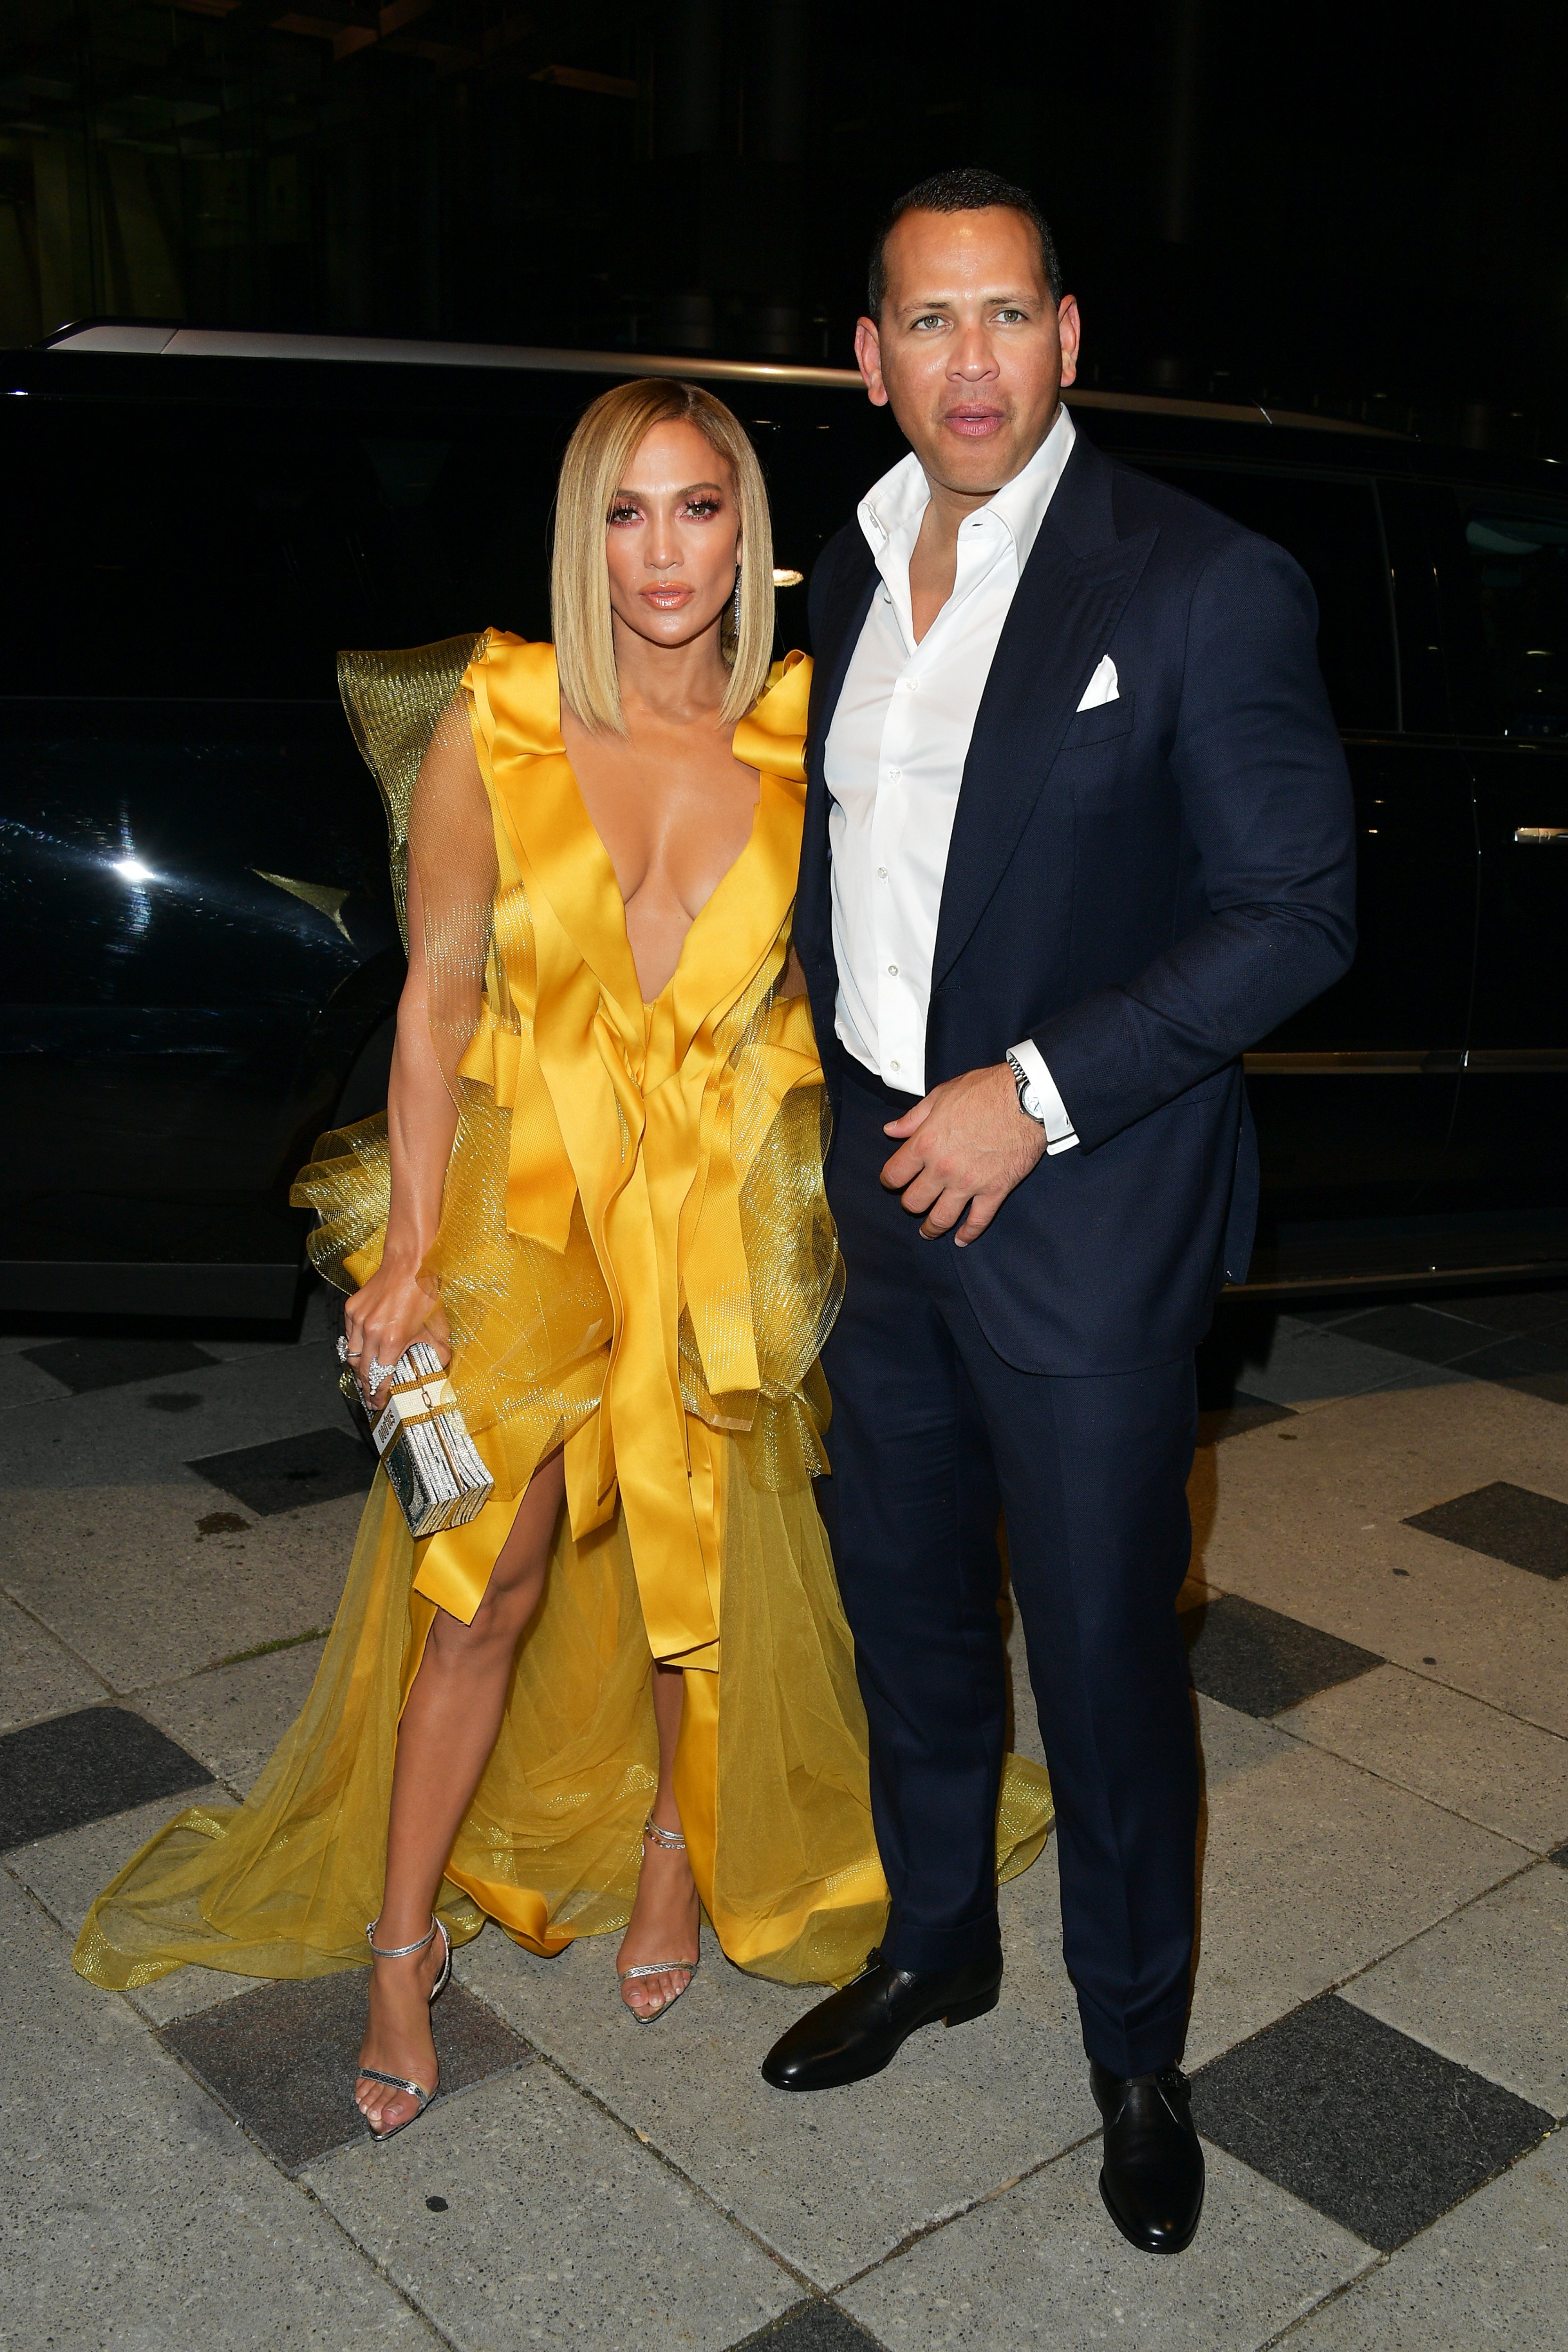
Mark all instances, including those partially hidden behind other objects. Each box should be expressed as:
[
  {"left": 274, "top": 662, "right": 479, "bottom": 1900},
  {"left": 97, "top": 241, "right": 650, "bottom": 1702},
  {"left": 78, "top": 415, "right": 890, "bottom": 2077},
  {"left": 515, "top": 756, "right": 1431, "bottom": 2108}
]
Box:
[
  {"left": 1190, "top": 1993, "right": 1553, "bottom": 2251},
  {"left": 1196, "top": 1392, "right": 1297, "bottom": 1446},
  {"left": 1331, "top": 1304, "right": 1492, "bottom": 1365},
  {"left": 1456, "top": 1335, "right": 1568, "bottom": 1383},
  {"left": 1436, "top": 1287, "right": 1568, "bottom": 1341},
  {"left": 161, "top": 1967, "right": 531, "bottom": 2173},
  {"left": 188, "top": 1426, "right": 373, "bottom": 1517},
  {"left": 0, "top": 1704, "right": 212, "bottom": 1847},
  {"left": 1404, "top": 1481, "right": 1568, "bottom": 1580},
  {"left": 1497, "top": 1370, "right": 1568, "bottom": 1406},
  {"left": 1550, "top": 1842, "right": 1568, "bottom": 1869},
  {"left": 741, "top": 2305, "right": 886, "bottom": 2352},
  {"left": 21, "top": 1336, "right": 218, "bottom": 1393},
  {"left": 1180, "top": 1593, "right": 1381, "bottom": 1717}
]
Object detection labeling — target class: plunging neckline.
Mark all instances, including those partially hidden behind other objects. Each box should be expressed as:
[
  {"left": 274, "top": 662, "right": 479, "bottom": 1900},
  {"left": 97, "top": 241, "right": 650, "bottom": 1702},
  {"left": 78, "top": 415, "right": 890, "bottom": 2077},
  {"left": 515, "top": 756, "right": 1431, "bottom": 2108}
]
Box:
[
  {"left": 468, "top": 638, "right": 811, "bottom": 1067},
  {"left": 553, "top": 675, "right": 764, "bottom": 1014}
]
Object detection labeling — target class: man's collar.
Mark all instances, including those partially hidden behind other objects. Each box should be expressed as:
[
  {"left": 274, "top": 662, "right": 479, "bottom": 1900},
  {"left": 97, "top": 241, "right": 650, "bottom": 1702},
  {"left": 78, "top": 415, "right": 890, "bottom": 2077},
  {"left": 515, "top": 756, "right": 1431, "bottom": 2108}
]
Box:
[{"left": 856, "top": 402, "right": 1077, "bottom": 571}]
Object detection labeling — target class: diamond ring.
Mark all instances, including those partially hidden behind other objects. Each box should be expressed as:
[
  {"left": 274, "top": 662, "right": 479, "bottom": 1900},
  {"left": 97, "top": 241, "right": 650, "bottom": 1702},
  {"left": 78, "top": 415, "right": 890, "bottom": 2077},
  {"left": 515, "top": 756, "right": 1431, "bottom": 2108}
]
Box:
[{"left": 367, "top": 1358, "right": 396, "bottom": 1393}]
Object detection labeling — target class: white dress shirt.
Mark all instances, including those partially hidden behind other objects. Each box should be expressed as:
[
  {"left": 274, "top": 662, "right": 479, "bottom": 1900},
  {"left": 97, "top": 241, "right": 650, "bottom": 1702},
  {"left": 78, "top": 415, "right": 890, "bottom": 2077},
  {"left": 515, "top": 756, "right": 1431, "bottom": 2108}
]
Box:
[{"left": 824, "top": 404, "right": 1084, "bottom": 1150}]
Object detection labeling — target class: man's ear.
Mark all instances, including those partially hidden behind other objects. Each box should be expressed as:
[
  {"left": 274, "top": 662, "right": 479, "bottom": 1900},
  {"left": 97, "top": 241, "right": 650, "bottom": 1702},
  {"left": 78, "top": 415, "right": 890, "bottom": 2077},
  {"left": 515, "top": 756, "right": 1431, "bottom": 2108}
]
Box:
[
  {"left": 853, "top": 314, "right": 889, "bottom": 408},
  {"left": 1056, "top": 294, "right": 1081, "bottom": 391}
]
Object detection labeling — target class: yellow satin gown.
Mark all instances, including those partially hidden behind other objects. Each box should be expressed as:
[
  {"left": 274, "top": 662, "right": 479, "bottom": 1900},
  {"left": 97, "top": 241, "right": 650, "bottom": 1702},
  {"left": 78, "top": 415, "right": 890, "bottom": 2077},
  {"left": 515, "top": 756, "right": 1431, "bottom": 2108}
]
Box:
[{"left": 74, "top": 634, "right": 1052, "bottom": 1995}]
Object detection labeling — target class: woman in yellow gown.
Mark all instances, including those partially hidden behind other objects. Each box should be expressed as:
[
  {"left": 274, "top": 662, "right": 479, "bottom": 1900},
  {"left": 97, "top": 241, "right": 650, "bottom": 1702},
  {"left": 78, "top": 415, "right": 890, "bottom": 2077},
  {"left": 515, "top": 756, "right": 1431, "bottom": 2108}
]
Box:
[{"left": 75, "top": 379, "right": 1051, "bottom": 2139}]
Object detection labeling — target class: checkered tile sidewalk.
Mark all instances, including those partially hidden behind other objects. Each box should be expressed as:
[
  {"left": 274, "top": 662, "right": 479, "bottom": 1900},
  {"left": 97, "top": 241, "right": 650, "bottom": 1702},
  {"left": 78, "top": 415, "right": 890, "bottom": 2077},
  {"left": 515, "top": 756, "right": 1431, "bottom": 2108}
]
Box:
[{"left": 2, "top": 1285, "right": 1565, "bottom": 2350}]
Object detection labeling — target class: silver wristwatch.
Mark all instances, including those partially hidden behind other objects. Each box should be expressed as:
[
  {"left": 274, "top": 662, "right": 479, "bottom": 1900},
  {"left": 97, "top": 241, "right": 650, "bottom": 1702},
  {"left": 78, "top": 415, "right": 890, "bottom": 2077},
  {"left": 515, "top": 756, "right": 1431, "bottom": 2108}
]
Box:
[{"left": 1006, "top": 1049, "right": 1048, "bottom": 1126}]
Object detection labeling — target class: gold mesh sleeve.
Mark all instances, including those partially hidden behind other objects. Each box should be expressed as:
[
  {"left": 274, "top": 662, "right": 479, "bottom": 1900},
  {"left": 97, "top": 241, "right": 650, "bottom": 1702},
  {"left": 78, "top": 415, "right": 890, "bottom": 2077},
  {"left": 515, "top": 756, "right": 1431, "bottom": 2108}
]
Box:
[{"left": 338, "top": 635, "right": 498, "bottom": 1103}]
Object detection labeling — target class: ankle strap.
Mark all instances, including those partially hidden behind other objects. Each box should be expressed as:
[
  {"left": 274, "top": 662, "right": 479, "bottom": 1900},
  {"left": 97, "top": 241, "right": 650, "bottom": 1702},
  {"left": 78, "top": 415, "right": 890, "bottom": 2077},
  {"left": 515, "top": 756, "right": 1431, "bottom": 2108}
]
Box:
[
  {"left": 642, "top": 1816, "right": 687, "bottom": 1852},
  {"left": 366, "top": 1914, "right": 438, "bottom": 1960}
]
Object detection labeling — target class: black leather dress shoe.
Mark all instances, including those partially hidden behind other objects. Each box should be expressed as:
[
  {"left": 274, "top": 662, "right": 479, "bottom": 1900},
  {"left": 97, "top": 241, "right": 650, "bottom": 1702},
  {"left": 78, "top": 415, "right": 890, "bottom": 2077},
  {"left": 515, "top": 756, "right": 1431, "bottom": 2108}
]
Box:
[
  {"left": 1090, "top": 2060, "right": 1205, "bottom": 2253},
  {"left": 761, "top": 1947, "right": 1002, "bottom": 2092}
]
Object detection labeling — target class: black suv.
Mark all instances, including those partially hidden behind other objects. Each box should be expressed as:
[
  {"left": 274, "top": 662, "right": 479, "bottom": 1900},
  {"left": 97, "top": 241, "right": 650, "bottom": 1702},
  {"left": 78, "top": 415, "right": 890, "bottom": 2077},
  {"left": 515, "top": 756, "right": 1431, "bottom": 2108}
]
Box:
[{"left": 4, "top": 324, "right": 1565, "bottom": 1318}]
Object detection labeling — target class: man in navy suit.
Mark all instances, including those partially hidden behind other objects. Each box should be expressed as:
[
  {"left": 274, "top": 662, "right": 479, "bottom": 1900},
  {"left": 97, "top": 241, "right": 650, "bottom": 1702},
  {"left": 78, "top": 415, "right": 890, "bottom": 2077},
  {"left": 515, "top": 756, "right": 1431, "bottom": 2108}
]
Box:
[{"left": 760, "top": 168, "right": 1356, "bottom": 2255}]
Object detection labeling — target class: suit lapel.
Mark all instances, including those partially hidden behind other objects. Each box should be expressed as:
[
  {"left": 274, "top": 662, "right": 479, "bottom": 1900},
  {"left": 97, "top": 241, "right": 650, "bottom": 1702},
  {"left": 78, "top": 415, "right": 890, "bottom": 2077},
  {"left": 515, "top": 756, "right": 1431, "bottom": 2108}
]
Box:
[
  {"left": 931, "top": 439, "right": 1156, "bottom": 992},
  {"left": 797, "top": 531, "right": 877, "bottom": 978}
]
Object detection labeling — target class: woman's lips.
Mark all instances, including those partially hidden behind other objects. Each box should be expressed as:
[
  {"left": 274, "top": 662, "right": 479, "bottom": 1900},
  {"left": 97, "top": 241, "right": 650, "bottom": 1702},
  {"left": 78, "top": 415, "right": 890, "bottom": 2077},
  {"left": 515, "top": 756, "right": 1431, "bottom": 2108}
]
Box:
[
  {"left": 641, "top": 584, "right": 696, "bottom": 608},
  {"left": 944, "top": 407, "right": 1006, "bottom": 438}
]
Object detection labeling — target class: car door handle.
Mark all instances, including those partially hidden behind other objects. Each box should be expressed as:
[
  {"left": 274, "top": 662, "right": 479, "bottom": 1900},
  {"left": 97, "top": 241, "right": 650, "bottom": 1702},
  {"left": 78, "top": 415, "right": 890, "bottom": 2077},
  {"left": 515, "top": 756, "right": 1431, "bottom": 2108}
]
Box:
[{"left": 1513, "top": 826, "right": 1568, "bottom": 845}]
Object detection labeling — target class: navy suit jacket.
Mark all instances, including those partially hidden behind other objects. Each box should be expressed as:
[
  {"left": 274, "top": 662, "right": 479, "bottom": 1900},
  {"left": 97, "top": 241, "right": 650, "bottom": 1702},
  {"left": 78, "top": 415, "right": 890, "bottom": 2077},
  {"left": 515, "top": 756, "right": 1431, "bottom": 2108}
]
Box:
[{"left": 796, "top": 427, "right": 1358, "bottom": 1374}]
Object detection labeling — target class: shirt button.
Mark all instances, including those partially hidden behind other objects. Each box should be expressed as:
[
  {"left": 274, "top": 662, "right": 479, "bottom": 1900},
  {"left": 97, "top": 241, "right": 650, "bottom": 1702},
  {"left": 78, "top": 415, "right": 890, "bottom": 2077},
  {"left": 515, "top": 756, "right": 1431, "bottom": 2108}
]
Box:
[
  {"left": 886, "top": 766, "right": 901, "bottom": 780},
  {"left": 887, "top": 963, "right": 898, "bottom": 976},
  {"left": 890, "top": 1058, "right": 900, "bottom": 1072},
  {"left": 877, "top": 866, "right": 888, "bottom": 879}
]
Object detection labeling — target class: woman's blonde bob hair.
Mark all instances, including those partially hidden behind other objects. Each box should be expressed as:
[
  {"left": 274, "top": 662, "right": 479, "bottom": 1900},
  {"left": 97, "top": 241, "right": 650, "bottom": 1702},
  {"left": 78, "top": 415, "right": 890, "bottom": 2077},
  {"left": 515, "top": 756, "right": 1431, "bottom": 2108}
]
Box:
[{"left": 551, "top": 377, "right": 775, "bottom": 734}]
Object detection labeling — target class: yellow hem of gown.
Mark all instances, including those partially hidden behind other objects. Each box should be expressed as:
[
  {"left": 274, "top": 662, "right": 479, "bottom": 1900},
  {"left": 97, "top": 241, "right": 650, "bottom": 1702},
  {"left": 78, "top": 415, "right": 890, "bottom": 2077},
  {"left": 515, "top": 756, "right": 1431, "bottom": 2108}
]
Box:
[{"left": 72, "top": 1461, "right": 1052, "bottom": 1995}]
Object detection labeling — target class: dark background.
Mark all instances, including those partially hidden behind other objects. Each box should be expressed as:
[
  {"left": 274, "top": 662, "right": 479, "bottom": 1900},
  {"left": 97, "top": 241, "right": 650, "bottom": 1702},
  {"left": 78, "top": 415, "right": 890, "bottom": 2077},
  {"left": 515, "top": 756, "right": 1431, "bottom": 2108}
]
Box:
[{"left": 2, "top": 0, "right": 1564, "bottom": 450}]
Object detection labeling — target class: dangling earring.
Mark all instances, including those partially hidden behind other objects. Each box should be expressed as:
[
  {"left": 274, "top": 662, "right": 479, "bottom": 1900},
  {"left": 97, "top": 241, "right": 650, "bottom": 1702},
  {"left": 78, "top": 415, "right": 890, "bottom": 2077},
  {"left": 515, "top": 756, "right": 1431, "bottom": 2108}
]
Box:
[{"left": 732, "top": 567, "right": 742, "bottom": 636}]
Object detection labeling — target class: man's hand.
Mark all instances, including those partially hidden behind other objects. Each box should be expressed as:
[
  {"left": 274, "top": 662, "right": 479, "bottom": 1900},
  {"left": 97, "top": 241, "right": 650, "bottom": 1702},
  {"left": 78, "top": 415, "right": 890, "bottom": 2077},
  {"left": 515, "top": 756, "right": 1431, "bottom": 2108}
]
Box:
[{"left": 880, "top": 1063, "right": 1048, "bottom": 1246}]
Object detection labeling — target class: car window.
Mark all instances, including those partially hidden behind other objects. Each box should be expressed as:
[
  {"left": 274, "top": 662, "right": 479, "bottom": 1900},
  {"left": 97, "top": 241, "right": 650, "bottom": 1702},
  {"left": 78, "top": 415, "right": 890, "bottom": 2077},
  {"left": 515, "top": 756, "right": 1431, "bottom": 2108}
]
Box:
[
  {"left": 1129, "top": 465, "right": 1397, "bottom": 732},
  {"left": 3, "top": 384, "right": 899, "bottom": 699},
  {"left": 1454, "top": 495, "right": 1568, "bottom": 742},
  {"left": 2, "top": 398, "right": 563, "bottom": 699}
]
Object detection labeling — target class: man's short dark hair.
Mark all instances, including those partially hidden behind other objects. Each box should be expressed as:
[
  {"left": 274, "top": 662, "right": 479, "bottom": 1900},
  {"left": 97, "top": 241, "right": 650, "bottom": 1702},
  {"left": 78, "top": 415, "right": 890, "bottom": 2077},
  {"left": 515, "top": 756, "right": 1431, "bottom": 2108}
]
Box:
[{"left": 867, "top": 167, "right": 1063, "bottom": 317}]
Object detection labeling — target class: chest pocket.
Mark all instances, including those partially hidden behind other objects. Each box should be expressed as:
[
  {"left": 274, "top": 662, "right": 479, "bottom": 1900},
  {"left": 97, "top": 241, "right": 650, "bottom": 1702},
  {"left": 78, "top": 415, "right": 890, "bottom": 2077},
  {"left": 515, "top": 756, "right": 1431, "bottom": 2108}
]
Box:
[{"left": 1058, "top": 692, "right": 1135, "bottom": 751}]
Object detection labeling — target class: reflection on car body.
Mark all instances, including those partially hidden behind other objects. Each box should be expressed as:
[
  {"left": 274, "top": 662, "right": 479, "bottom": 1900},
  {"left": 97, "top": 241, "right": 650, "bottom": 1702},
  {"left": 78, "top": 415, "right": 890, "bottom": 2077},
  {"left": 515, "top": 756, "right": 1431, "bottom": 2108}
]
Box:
[{"left": 2, "top": 324, "right": 1564, "bottom": 1317}]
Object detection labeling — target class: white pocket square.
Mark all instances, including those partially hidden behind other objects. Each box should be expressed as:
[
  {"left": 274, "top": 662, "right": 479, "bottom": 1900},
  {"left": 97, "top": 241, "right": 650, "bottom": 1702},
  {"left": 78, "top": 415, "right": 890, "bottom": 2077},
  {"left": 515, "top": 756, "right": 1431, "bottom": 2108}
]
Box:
[{"left": 1076, "top": 655, "right": 1119, "bottom": 711}]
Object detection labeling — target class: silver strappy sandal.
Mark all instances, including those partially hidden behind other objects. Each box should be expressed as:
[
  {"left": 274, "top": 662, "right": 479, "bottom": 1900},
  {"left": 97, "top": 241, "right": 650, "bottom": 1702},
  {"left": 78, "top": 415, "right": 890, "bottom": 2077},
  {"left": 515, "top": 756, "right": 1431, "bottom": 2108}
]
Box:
[
  {"left": 356, "top": 1913, "right": 452, "bottom": 2142},
  {"left": 617, "top": 1817, "right": 700, "bottom": 2023}
]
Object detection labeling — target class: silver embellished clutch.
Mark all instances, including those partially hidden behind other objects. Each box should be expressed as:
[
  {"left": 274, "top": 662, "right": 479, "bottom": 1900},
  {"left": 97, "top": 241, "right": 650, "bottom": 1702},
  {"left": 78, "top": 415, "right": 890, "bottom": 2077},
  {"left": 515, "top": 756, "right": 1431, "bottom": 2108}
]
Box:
[{"left": 340, "top": 1340, "right": 493, "bottom": 1538}]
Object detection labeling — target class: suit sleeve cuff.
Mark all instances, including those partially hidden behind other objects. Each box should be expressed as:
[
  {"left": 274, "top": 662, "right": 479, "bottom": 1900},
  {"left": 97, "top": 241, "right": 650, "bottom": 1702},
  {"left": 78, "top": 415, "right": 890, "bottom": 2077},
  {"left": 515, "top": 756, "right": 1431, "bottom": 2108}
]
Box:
[{"left": 1010, "top": 1039, "right": 1080, "bottom": 1155}]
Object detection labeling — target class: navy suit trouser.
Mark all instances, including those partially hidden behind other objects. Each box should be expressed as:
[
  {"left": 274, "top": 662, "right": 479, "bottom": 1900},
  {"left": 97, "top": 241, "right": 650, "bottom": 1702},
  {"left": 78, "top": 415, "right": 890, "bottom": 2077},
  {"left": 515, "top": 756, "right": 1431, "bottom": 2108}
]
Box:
[{"left": 817, "top": 1064, "right": 1201, "bottom": 2078}]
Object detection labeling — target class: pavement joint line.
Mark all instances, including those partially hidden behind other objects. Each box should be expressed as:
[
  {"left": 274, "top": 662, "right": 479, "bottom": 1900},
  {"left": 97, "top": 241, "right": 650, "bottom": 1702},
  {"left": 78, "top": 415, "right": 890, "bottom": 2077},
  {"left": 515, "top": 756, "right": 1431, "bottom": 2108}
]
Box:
[
  {"left": 143, "top": 1980, "right": 502, "bottom": 2347},
  {"left": 0, "top": 1577, "right": 121, "bottom": 1705},
  {"left": 449, "top": 1962, "right": 823, "bottom": 2297},
  {"left": 1324, "top": 1848, "right": 1553, "bottom": 2008},
  {"left": 1250, "top": 1713, "right": 1562, "bottom": 1859},
  {"left": 1252, "top": 2250, "right": 1391, "bottom": 2350},
  {"left": 828, "top": 2123, "right": 1107, "bottom": 2296}
]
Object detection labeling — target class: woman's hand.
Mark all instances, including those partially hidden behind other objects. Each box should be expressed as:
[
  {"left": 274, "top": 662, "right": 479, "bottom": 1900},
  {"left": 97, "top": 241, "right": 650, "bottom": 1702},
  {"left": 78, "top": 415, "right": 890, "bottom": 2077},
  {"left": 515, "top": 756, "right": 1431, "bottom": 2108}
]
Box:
[{"left": 342, "top": 1258, "right": 452, "bottom": 1398}]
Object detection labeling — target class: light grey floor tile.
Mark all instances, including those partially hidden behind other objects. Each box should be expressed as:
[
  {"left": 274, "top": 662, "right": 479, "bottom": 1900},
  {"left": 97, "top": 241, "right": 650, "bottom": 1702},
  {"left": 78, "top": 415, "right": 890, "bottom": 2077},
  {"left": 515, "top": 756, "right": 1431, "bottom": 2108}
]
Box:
[
  {"left": 140, "top": 1637, "right": 325, "bottom": 1795},
  {"left": 13, "top": 1791, "right": 218, "bottom": 1939},
  {"left": 455, "top": 1850, "right": 1092, "bottom": 2292},
  {"left": 0, "top": 1591, "right": 103, "bottom": 1731},
  {"left": 839, "top": 2137, "right": 1371, "bottom": 2352},
  {"left": 0, "top": 1874, "right": 432, "bottom": 2351},
  {"left": 1229, "top": 1320, "right": 1469, "bottom": 1409},
  {"left": 1281, "top": 2134, "right": 1568, "bottom": 2352},
  {"left": 8, "top": 1795, "right": 273, "bottom": 2019},
  {"left": 5, "top": 1481, "right": 358, "bottom": 1690},
  {"left": 2, "top": 1340, "right": 349, "bottom": 1490},
  {"left": 307, "top": 2058, "right": 798, "bottom": 2352},
  {"left": 1195, "top": 1692, "right": 1299, "bottom": 1790},
  {"left": 1278, "top": 1663, "right": 1568, "bottom": 1852},
  {"left": 1194, "top": 1380, "right": 1568, "bottom": 1737},
  {"left": 1342, "top": 1864, "right": 1568, "bottom": 2119},
  {"left": 1186, "top": 1734, "right": 1523, "bottom": 2066},
  {"left": 0, "top": 1350, "right": 75, "bottom": 1408}
]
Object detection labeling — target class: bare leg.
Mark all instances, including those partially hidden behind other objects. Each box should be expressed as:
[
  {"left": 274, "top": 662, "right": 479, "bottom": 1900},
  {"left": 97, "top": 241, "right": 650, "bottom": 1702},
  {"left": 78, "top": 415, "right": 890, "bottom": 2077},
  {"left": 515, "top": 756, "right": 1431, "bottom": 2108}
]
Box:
[
  {"left": 615, "top": 1658, "right": 700, "bottom": 2018},
  {"left": 355, "top": 1450, "right": 566, "bottom": 2134}
]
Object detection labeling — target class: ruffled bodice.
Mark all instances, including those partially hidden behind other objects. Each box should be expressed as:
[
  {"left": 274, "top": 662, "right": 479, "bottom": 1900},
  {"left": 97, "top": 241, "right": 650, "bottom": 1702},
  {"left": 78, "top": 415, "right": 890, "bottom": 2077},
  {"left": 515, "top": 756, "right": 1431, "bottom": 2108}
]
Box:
[{"left": 308, "top": 636, "right": 841, "bottom": 1669}]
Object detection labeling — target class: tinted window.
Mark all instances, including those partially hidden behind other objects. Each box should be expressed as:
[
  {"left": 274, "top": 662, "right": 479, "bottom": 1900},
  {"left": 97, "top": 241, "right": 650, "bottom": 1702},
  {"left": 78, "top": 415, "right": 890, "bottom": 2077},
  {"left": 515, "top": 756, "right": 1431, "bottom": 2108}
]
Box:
[
  {"left": 3, "top": 382, "right": 899, "bottom": 700},
  {"left": 1131, "top": 465, "right": 1397, "bottom": 731},
  {"left": 4, "top": 396, "right": 566, "bottom": 699},
  {"left": 1454, "top": 495, "right": 1568, "bottom": 741}
]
